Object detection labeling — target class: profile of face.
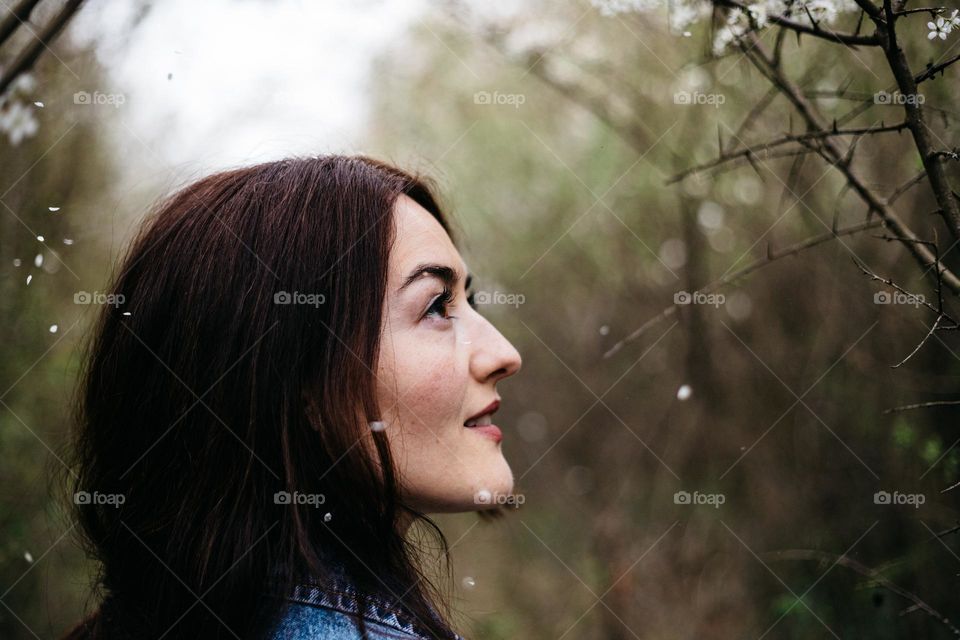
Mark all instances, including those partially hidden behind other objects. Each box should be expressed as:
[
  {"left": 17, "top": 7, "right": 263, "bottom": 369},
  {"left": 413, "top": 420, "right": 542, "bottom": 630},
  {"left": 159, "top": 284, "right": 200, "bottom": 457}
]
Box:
[{"left": 375, "top": 194, "right": 522, "bottom": 514}]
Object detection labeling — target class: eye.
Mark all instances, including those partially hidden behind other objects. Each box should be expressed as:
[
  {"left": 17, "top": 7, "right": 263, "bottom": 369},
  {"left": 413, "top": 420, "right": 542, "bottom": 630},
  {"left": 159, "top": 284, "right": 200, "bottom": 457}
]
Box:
[{"left": 424, "top": 288, "right": 455, "bottom": 320}]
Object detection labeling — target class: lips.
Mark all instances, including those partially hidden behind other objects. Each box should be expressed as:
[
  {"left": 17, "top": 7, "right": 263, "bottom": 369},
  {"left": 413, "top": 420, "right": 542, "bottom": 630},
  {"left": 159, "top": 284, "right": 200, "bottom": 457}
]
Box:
[
  {"left": 464, "top": 399, "right": 503, "bottom": 443},
  {"left": 464, "top": 399, "right": 500, "bottom": 426}
]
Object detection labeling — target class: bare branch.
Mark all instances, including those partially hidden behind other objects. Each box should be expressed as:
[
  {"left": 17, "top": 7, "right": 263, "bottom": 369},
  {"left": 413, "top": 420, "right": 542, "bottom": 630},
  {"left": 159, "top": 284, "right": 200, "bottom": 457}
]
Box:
[
  {"left": 668, "top": 121, "right": 910, "bottom": 184},
  {"left": 737, "top": 32, "right": 960, "bottom": 294},
  {"left": 0, "top": 0, "right": 42, "bottom": 52},
  {"left": 0, "top": 0, "right": 85, "bottom": 98},
  {"left": 883, "top": 399, "right": 960, "bottom": 413},
  {"left": 764, "top": 549, "right": 960, "bottom": 637},
  {"left": 714, "top": 0, "right": 881, "bottom": 45},
  {"left": 876, "top": 0, "right": 960, "bottom": 240}
]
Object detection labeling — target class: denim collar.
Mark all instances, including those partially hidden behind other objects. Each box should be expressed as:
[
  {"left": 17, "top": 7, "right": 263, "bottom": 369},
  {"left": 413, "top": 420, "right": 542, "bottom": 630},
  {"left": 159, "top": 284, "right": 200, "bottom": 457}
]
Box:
[{"left": 269, "top": 564, "right": 465, "bottom": 640}]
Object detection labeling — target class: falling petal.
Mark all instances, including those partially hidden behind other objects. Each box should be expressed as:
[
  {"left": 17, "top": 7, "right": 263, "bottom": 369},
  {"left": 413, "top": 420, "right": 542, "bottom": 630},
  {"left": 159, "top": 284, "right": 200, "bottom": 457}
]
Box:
[
  {"left": 37, "top": 235, "right": 44, "bottom": 241},
  {"left": 12, "top": 258, "right": 21, "bottom": 267},
  {"left": 24, "top": 551, "right": 33, "bottom": 563},
  {"left": 599, "top": 325, "right": 610, "bottom": 335},
  {"left": 122, "top": 311, "right": 131, "bottom": 316},
  {"left": 323, "top": 512, "right": 332, "bottom": 522},
  {"left": 34, "top": 101, "right": 44, "bottom": 108},
  {"left": 49, "top": 324, "right": 58, "bottom": 333},
  {"left": 26, "top": 274, "right": 32, "bottom": 285},
  {"left": 48, "top": 206, "right": 60, "bottom": 212},
  {"left": 369, "top": 420, "right": 387, "bottom": 432},
  {"left": 34, "top": 253, "right": 43, "bottom": 267},
  {"left": 62, "top": 238, "right": 74, "bottom": 245},
  {"left": 461, "top": 576, "right": 476, "bottom": 589},
  {"left": 676, "top": 384, "right": 692, "bottom": 401}
]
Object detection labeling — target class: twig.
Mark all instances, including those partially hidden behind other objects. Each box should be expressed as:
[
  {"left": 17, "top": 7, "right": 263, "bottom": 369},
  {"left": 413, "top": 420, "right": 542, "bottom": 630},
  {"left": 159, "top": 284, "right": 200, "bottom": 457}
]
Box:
[
  {"left": 764, "top": 549, "right": 960, "bottom": 637},
  {"left": 0, "top": 0, "right": 42, "bottom": 52},
  {"left": 715, "top": 0, "right": 881, "bottom": 45},
  {"left": 874, "top": 0, "right": 960, "bottom": 240},
  {"left": 668, "top": 121, "right": 910, "bottom": 185},
  {"left": 0, "top": 0, "right": 85, "bottom": 98},
  {"left": 737, "top": 32, "right": 960, "bottom": 294},
  {"left": 883, "top": 399, "right": 960, "bottom": 413}
]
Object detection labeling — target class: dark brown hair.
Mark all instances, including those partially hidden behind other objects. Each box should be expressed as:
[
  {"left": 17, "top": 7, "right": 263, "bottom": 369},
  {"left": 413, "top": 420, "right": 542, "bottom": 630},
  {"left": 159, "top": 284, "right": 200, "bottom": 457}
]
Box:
[{"left": 62, "top": 155, "right": 464, "bottom": 638}]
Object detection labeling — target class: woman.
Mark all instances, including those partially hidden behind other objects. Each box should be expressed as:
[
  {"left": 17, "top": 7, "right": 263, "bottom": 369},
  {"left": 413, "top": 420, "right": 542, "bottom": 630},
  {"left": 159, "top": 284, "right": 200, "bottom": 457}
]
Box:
[{"left": 62, "top": 155, "right": 523, "bottom": 639}]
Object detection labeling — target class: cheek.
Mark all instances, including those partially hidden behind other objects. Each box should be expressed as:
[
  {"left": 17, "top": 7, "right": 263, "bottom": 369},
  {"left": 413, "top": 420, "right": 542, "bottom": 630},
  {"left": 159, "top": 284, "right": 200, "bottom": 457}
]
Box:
[{"left": 377, "top": 329, "right": 465, "bottom": 436}]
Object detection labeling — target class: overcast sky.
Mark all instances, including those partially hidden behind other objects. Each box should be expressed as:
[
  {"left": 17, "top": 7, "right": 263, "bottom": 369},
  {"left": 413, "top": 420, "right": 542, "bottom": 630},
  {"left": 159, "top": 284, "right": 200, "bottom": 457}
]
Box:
[{"left": 72, "top": 0, "right": 427, "bottom": 173}]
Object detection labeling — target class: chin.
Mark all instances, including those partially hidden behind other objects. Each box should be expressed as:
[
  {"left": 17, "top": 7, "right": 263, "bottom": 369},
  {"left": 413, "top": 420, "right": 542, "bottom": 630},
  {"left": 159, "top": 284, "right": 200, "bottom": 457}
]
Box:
[{"left": 470, "top": 457, "right": 515, "bottom": 509}]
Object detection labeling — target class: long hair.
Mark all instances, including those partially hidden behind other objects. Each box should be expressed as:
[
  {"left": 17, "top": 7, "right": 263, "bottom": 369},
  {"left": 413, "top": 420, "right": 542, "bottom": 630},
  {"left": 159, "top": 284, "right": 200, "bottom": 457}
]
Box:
[{"left": 61, "top": 155, "right": 463, "bottom": 638}]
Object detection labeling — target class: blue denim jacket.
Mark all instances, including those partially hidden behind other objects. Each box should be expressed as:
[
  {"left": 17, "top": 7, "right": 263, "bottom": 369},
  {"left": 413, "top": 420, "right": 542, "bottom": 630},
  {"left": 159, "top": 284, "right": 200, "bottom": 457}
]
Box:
[{"left": 265, "top": 571, "right": 466, "bottom": 640}]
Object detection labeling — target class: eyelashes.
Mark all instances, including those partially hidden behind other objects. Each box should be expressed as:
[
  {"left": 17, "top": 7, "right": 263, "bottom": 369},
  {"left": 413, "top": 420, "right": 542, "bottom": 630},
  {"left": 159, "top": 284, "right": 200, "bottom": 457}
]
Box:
[{"left": 424, "top": 287, "right": 477, "bottom": 320}]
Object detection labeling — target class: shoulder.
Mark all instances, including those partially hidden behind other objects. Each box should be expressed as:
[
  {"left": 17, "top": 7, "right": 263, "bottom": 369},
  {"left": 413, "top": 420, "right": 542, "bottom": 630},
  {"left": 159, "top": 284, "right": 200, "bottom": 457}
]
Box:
[
  {"left": 263, "top": 581, "right": 457, "bottom": 640},
  {"left": 267, "top": 600, "right": 421, "bottom": 639}
]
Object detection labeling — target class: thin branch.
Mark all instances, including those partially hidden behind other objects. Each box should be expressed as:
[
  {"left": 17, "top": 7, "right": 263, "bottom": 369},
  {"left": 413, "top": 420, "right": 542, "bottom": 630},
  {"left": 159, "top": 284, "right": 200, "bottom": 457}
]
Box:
[
  {"left": 737, "top": 32, "right": 960, "bottom": 294},
  {"left": 0, "top": 0, "right": 85, "bottom": 98},
  {"left": 764, "top": 549, "right": 960, "bottom": 637},
  {"left": 0, "top": 0, "right": 42, "bottom": 52},
  {"left": 715, "top": 0, "right": 881, "bottom": 45},
  {"left": 668, "top": 121, "right": 910, "bottom": 184},
  {"left": 876, "top": 0, "right": 960, "bottom": 240},
  {"left": 916, "top": 52, "right": 960, "bottom": 83},
  {"left": 883, "top": 399, "right": 960, "bottom": 413},
  {"left": 886, "top": 171, "right": 927, "bottom": 205}
]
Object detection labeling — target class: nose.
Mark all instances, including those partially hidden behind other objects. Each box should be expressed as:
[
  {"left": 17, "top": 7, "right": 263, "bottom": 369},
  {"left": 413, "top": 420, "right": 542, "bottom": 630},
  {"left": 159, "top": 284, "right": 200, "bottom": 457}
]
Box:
[{"left": 468, "top": 315, "right": 522, "bottom": 384}]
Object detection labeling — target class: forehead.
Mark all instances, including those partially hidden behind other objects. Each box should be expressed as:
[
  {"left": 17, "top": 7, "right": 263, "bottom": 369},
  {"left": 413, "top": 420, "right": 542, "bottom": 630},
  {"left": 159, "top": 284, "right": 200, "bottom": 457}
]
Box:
[{"left": 390, "top": 194, "right": 467, "bottom": 277}]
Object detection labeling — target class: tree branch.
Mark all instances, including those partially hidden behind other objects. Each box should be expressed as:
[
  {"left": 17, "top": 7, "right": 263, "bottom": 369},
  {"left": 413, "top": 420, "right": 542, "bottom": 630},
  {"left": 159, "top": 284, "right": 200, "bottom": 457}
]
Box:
[{"left": 737, "top": 32, "right": 960, "bottom": 294}]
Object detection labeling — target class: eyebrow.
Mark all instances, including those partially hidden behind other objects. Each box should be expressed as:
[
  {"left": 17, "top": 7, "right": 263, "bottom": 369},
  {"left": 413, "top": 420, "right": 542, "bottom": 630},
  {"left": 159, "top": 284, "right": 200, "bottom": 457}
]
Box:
[{"left": 398, "top": 262, "right": 472, "bottom": 293}]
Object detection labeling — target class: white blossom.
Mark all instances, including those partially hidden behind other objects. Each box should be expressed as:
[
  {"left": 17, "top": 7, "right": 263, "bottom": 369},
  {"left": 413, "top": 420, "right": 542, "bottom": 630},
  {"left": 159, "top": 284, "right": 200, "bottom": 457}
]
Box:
[
  {"left": 947, "top": 9, "right": 960, "bottom": 30},
  {"left": 592, "top": 0, "right": 869, "bottom": 53},
  {"left": 928, "top": 16, "right": 949, "bottom": 40},
  {"left": 0, "top": 100, "right": 39, "bottom": 146}
]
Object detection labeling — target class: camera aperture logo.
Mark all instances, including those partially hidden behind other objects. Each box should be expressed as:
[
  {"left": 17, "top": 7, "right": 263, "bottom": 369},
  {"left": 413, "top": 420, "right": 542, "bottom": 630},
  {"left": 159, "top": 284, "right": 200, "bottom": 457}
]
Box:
[
  {"left": 674, "top": 490, "right": 725, "bottom": 509},
  {"left": 273, "top": 491, "right": 325, "bottom": 507},
  {"left": 274, "top": 290, "right": 325, "bottom": 307},
  {"left": 873, "top": 490, "right": 925, "bottom": 509}
]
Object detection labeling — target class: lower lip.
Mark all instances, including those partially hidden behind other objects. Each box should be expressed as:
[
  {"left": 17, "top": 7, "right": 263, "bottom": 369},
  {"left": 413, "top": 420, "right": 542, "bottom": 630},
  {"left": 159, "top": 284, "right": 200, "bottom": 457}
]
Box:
[{"left": 465, "top": 424, "right": 502, "bottom": 443}]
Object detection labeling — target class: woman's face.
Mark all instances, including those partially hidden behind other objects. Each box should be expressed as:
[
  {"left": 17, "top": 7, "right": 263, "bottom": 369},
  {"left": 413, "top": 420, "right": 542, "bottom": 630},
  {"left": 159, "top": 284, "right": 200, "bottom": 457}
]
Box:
[{"left": 375, "top": 194, "right": 522, "bottom": 514}]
